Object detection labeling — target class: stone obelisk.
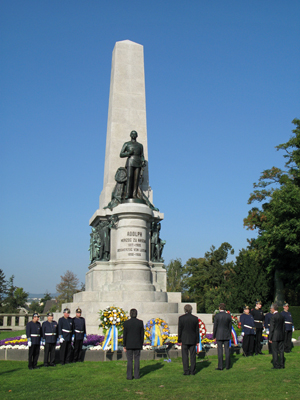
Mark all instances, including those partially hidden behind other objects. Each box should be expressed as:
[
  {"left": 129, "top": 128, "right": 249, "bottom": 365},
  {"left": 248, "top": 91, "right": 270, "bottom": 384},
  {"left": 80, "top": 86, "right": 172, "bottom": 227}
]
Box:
[
  {"left": 58, "top": 40, "right": 203, "bottom": 334},
  {"left": 99, "top": 40, "right": 152, "bottom": 210}
]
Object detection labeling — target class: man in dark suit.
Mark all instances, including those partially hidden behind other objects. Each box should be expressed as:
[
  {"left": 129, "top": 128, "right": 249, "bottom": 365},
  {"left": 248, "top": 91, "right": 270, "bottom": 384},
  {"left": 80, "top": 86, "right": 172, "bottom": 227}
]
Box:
[
  {"left": 213, "top": 303, "right": 232, "bottom": 370},
  {"left": 178, "top": 304, "right": 199, "bottom": 375},
  {"left": 123, "top": 308, "right": 144, "bottom": 380},
  {"left": 269, "top": 303, "right": 285, "bottom": 369}
]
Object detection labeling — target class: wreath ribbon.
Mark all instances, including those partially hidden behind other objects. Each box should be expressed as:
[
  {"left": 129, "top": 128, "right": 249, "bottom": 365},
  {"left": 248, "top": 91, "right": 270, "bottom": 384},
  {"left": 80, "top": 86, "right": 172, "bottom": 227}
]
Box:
[
  {"left": 151, "top": 322, "right": 163, "bottom": 346},
  {"left": 103, "top": 325, "right": 118, "bottom": 352}
]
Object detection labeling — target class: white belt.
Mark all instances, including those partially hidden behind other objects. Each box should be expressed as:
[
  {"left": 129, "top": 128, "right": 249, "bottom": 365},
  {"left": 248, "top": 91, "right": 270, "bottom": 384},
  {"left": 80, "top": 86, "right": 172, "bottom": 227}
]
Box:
[
  {"left": 254, "top": 320, "right": 263, "bottom": 323},
  {"left": 62, "top": 329, "right": 72, "bottom": 333},
  {"left": 285, "top": 321, "right": 293, "bottom": 324},
  {"left": 45, "top": 333, "right": 56, "bottom": 335},
  {"left": 30, "top": 334, "right": 40, "bottom": 337},
  {"left": 244, "top": 325, "right": 254, "bottom": 329},
  {"left": 75, "top": 330, "right": 84, "bottom": 333}
]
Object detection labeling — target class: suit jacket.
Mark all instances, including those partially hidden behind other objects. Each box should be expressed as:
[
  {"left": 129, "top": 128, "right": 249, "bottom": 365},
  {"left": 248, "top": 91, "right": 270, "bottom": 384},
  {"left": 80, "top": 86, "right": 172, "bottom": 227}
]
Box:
[
  {"left": 178, "top": 313, "right": 199, "bottom": 345},
  {"left": 269, "top": 312, "right": 285, "bottom": 342},
  {"left": 213, "top": 311, "right": 232, "bottom": 341},
  {"left": 123, "top": 318, "right": 144, "bottom": 350}
]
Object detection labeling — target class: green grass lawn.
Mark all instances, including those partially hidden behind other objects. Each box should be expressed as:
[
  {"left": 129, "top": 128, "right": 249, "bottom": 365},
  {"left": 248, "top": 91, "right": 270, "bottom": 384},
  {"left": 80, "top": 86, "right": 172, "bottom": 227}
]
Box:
[
  {"left": 1, "top": 350, "right": 300, "bottom": 400},
  {"left": 0, "top": 330, "right": 26, "bottom": 341}
]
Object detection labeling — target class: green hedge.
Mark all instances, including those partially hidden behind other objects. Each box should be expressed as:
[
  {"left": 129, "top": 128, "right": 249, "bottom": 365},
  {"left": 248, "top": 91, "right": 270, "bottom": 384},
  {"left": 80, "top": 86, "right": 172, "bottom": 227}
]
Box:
[{"left": 278, "top": 306, "right": 300, "bottom": 330}]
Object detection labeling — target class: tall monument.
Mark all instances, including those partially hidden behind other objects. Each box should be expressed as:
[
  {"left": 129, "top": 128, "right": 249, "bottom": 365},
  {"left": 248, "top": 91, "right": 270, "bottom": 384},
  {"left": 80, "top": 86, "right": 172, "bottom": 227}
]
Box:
[{"left": 60, "top": 40, "right": 197, "bottom": 334}]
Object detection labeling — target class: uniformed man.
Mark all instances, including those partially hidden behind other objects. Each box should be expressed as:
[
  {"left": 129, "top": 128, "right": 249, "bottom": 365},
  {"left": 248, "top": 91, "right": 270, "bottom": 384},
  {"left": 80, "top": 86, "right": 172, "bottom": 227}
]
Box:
[
  {"left": 42, "top": 311, "right": 58, "bottom": 367},
  {"left": 26, "top": 312, "right": 42, "bottom": 370},
  {"left": 264, "top": 306, "right": 273, "bottom": 354},
  {"left": 73, "top": 307, "right": 86, "bottom": 362},
  {"left": 240, "top": 305, "right": 255, "bottom": 357},
  {"left": 58, "top": 308, "right": 74, "bottom": 365},
  {"left": 251, "top": 300, "right": 264, "bottom": 355},
  {"left": 281, "top": 302, "right": 294, "bottom": 353}
]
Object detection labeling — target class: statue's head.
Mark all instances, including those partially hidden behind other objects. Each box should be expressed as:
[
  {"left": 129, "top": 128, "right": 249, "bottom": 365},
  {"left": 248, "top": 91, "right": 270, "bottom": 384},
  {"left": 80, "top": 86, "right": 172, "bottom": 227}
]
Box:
[{"left": 130, "top": 130, "right": 138, "bottom": 139}]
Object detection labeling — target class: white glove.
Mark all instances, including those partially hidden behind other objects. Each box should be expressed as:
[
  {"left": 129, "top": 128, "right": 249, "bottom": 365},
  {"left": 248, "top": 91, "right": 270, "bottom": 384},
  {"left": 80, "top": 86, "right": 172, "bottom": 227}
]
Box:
[
  {"left": 60, "top": 337, "right": 64, "bottom": 343},
  {"left": 241, "top": 332, "right": 245, "bottom": 337},
  {"left": 28, "top": 340, "right": 32, "bottom": 347},
  {"left": 72, "top": 335, "right": 75, "bottom": 342}
]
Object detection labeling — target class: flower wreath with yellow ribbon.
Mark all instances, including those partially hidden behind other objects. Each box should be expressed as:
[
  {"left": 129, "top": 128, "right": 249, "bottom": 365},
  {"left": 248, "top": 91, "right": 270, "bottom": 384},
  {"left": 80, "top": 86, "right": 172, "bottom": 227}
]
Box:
[{"left": 144, "top": 317, "right": 170, "bottom": 344}]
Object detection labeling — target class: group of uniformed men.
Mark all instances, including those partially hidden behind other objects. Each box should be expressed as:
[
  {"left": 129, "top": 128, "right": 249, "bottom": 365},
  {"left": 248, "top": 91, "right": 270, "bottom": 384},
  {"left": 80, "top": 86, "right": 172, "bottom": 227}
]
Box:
[
  {"left": 240, "top": 300, "right": 294, "bottom": 368},
  {"left": 26, "top": 307, "right": 86, "bottom": 369}
]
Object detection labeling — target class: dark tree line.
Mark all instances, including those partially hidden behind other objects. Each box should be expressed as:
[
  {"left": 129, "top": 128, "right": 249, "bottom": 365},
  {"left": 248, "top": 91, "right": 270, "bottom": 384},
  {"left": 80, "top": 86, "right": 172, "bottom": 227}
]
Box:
[{"left": 167, "top": 119, "right": 300, "bottom": 311}]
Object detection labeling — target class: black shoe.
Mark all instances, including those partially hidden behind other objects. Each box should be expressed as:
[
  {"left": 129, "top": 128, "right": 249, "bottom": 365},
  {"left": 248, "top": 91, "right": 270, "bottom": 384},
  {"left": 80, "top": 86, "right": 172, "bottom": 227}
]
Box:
[
  {"left": 215, "top": 368, "right": 223, "bottom": 370},
  {"left": 280, "top": 366, "right": 285, "bottom": 369},
  {"left": 33, "top": 366, "right": 40, "bottom": 370},
  {"left": 28, "top": 367, "right": 33, "bottom": 370},
  {"left": 183, "top": 372, "right": 190, "bottom": 375},
  {"left": 258, "top": 352, "right": 263, "bottom": 355},
  {"left": 61, "top": 363, "right": 65, "bottom": 365},
  {"left": 226, "top": 367, "right": 230, "bottom": 370},
  {"left": 49, "top": 364, "right": 56, "bottom": 367},
  {"left": 271, "top": 367, "right": 280, "bottom": 369},
  {"left": 44, "top": 364, "right": 49, "bottom": 367}
]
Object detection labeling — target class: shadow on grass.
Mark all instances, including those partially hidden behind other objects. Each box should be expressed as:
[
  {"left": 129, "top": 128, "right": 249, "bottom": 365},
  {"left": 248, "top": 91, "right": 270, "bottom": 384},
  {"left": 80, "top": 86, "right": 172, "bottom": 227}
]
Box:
[
  {"left": 195, "top": 360, "right": 211, "bottom": 374},
  {"left": 140, "top": 362, "right": 164, "bottom": 377},
  {"left": 0, "top": 368, "right": 23, "bottom": 376},
  {"left": 230, "top": 354, "right": 240, "bottom": 368}
]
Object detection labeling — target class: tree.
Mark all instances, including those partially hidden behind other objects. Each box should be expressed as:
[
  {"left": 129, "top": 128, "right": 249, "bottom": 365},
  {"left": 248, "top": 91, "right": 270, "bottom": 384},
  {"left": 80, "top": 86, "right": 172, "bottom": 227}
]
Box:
[
  {"left": 228, "top": 248, "right": 272, "bottom": 312},
  {"left": 244, "top": 119, "right": 300, "bottom": 304},
  {"left": 56, "top": 270, "right": 79, "bottom": 308},
  {"left": 2, "top": 275, "right": 28, "bottom": 313},
  {"left": 0, "top": 269, "right": 7, "bottom": 311},
  {"left": 183, "top": 243, "right": 235, "bottom": 312},
  {"left": 166, "top": 258, "right": 184, "bottom": 292}
]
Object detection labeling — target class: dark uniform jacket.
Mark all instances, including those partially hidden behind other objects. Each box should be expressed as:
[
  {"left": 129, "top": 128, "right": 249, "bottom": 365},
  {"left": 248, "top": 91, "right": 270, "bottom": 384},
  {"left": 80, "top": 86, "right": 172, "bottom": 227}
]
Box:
[
  {"left": 123, "top": 318, "right": 144, "bottom": 350},
  {"left": 26, "top": 321, "right": 42, "bottom": 345},
  {"left": 240, "top": 313, "right": 255, "bottom": 335},
  {"left": 251, "top": 308, "right": 264, "bottom": 329},
  {"left": 213, "top": 311, "right": 232, "bottom": 341},
  {"left": 281, "top": 311, "right": 293, "bottom": 332},
  {"left": 58, "top": 317, "right": 74, "bottom": 341},
  {"left": 269, "top": 312, "right": 285, "bottom": 342},
  {"left": 42, "top": 320, "right": 58, "bottom": 343},
  {"left": 264, "top": 312, "right": 272, "bottom": 331},
  {"left": 178, "top": 313, "right": 199, "bottom": 345},
  {"left": 73, "top": 317, "right": 86, "bottom": 340}
]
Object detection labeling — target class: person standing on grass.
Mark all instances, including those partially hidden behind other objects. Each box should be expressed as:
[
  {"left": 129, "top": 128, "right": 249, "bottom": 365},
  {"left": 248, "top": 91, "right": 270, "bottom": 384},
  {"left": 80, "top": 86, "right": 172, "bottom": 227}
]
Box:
[
  {"left": 26, "top": 312, "right": 41, "bottom": 370},
  {"left": 213, "top": 303, "right": 232, "bottom": 370},
  {"left": 240, "top": 305, "right": 255, "bottom": 357},
  {"left": 264, "top": 306, "right": 273, "bottom": 355},
  {"left": 269, "top": 303, "right": 285, "bottom": 369},
  {"left": 251, "top": 300, "right": 264, "bottom": 355},
  {"left": 178, "top": 304, "right": 199, "bottom": 375},
  {"left": 123, "top": 308, "right": 144, "bottom": 380},
  {"left": 42, "top": 312, "right": 58, "bottom": 367},
  {"left": 58, "top": 308, "right": 74, "bottom": 365},
  {"left": 73, "top": 307, "right": 86, "bottom": 362},
  {"left": 281, "top": 302, "right": 294, "bottom": 353}
]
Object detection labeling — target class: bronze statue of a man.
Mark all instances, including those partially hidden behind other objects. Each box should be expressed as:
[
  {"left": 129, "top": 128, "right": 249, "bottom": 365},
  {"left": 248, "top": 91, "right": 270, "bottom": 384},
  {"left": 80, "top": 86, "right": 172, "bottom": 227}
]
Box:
[{"left": 120, "top": 130, "right": 145, "bottom": 199}]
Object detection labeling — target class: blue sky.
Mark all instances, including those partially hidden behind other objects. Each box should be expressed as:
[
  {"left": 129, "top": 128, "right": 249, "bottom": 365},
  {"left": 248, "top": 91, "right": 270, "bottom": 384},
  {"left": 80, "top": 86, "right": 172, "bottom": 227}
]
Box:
[{"left": 1, "top": 1, "right": 299, "bottom": 293}]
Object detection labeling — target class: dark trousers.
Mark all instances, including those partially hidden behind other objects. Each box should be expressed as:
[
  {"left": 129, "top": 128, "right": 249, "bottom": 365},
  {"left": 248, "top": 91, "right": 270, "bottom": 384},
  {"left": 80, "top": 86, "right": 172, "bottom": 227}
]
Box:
[
  {"left": 284, "top": 331, "right": 292, "bottom": 352},
  {"left": 28, "top": 344, "right": 40, "bottom": 368},
  {"left": 267, "top": 336, "right": 272, "bottom": 354},
  {"left": 272, "top": 340, "right": 284, "bottom": 368},
  {"left": 242, "top": 335, "right": 254, "bottom": 356},
  {"left": 254, "top": 328, "right": 263, "bottom": 354},
  {"left": 126, "top": 349, "right": 141, "bottom": 379},
  {"left": 217, "top": 340, "right": 230, "bottom": 369},
  {"left": 73, "top": 340, "right": 83, "bottom": 362},
  {"left": 60, "top": 340, "right": 72, "bottom": 364},
  {"left": 182, "top": 344, "right": 196, "bottom": 374},
  {"left": 44, "top": 342, "right": 56, "bottom": 366}
]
